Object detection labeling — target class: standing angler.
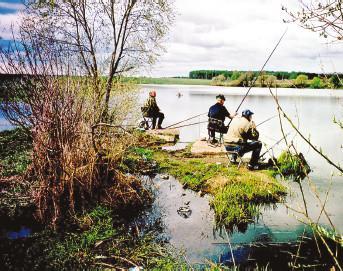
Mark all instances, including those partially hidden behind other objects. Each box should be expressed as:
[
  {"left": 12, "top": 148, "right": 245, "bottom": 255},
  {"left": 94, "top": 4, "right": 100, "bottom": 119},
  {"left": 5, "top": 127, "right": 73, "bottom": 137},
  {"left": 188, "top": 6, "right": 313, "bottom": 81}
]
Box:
[
  {"left": 141, "top": 90, "right": 165, "bottom": 129},
  {"left": 208, "top": 94, "right": 236, "bottom": 144}
]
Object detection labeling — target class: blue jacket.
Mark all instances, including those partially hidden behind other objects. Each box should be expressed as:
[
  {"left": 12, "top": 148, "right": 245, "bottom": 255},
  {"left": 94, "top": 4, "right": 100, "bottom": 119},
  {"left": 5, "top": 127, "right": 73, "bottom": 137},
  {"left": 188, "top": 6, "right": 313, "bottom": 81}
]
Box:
[{"left": 208, "top": 103, "right": 231, "bottom": 121}]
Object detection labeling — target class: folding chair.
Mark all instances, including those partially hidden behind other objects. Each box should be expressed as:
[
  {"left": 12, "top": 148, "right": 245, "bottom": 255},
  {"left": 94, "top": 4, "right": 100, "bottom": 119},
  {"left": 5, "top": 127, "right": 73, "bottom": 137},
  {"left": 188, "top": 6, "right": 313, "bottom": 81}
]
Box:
[
  {"left": 139, "top": 116, "right": 153, "bottom": 130},
  {"left": 225, "top": 144, "right": 243, "bottom": 168},
  {"left": 207, "top": 118, "right": 227, "bottom": 146},
  {"left": 139, "top": 107, "right": 154, "bottom": 130}
]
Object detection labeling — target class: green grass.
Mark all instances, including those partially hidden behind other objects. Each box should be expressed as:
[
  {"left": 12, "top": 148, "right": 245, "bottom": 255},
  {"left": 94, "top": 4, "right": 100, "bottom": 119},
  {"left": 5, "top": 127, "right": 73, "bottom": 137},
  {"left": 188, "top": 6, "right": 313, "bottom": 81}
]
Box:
[
  {"left": 0, "top": 205, "right": 190, "bottom": 270},
  {"left": 152, "top": 149, "right": 287, "bottom": 227},
  {"left": 125, "top": 77, "right": 212, "bottom": 85},
  {"left": 277, "top": 151, "right": 310, "bottom": 181},
  {"left": 0, "top": 128, "right": 32, "bottom": 177}
]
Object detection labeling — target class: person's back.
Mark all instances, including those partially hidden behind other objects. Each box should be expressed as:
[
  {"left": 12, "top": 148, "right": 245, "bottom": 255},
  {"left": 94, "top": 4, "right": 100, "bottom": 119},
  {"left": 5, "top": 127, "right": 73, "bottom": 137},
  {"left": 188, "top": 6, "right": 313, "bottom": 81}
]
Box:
[
  {"left": 224, "top": 109, "right": 262, "bottom": 170},
  {"left": 224, "top": 116, "right": 251, "bottom": 144},
  {"left": 141, "top": 90, "right": 164, "bottom": 129},
  {"left": 207, "top": 94, "right": 235, "bottom": 144},
  {"left": 142, "top": 96, "right": 159, "bottom": 117}
]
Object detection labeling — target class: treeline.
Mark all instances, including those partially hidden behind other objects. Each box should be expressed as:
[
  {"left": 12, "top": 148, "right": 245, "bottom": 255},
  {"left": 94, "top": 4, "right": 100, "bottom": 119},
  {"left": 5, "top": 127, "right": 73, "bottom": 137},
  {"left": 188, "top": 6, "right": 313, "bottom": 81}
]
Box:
[{"left": 189, "top": 70, "right": 342, "bottom": 80}]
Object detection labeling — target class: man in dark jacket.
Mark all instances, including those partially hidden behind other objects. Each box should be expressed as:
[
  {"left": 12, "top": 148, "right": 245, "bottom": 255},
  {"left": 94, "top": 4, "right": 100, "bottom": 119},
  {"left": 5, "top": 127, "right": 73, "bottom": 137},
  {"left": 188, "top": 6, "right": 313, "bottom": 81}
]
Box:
[
  {"left": 142, "top": 90, "right": 164, "bottom": 129},
  {"left": 208, "top": 94, "right": 235, "bottom": 143}
]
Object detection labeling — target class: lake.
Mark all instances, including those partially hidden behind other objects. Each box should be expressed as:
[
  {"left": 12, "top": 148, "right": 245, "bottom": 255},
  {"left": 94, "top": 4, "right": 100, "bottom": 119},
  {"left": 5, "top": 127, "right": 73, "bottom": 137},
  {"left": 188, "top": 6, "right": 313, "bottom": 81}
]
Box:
[
  {"left": 139, "top": 84, "right": 343, "bottom": 267},
  {"left": 1, "top": 84, "right": 342, "bottom": 267}
]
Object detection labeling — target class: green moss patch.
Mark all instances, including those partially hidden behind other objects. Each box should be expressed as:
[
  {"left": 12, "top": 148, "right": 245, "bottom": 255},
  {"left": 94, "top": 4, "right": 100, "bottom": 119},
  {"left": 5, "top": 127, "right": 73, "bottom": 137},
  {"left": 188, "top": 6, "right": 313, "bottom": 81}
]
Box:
[
  {"left": 153, "top": 149, "right": 287, "bottom": 227},
  {"left": 277, "top": 151, "right": 311, "bottom": 181},
  {"left": 0, "top": 128, "right": 32, "bottom": 177},
  {"left": 0, "top": 205, "right": 189, "bottom": 270}
]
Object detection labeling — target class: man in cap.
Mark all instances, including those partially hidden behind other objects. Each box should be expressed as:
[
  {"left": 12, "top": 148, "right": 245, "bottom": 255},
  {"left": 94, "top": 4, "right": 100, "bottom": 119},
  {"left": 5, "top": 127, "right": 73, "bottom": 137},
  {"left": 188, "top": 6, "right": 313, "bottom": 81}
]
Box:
[
  {"left": 141, "top": 90, "right": 164, "bottom": 129},
  {"left": 208, "top": 94, "right": 236, "bottom": 144},
  {"left": 224, "top": 109, "right": 262, "bottom": 170}
]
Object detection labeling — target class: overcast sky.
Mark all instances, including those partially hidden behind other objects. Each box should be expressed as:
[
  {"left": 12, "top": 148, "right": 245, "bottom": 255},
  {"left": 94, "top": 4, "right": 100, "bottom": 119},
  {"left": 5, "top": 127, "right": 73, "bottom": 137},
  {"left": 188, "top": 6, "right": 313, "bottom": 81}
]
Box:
[
  {"left": 1, "top": 0, "right": 342, "bottom": 77},
  {"left": 147, "top": 0, "right": 343, "bottom": 77}
]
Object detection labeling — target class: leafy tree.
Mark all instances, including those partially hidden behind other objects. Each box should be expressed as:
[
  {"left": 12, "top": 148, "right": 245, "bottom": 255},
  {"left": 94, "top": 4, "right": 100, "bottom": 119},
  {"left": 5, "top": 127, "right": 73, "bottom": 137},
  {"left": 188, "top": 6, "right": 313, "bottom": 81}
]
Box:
[
  {"left": 212, "top": 74, "right": 226, "bottom": 82},
  {"left": 310, "top": 77, "right": 323, "bottom": 89},
  {"left": 237, "top": 72, "right": 254, "bottom": 87},
  {"left": 329, "top": 75, "right": 341, "bottom": 88},
  {"left": 265, "top": 75, "right": 277, "bottom": 87},
  {"left": 257, "top": 72, "right": 268, "bottom": 87},
  {"left": 231, "top": 71, "right": 241, "bottom": 80},
  {"left": 25, "top": 0, "right": 175, "bottom": 120},
  {"left": 294, "top": 74, "right": 309, "bottom": 88}
]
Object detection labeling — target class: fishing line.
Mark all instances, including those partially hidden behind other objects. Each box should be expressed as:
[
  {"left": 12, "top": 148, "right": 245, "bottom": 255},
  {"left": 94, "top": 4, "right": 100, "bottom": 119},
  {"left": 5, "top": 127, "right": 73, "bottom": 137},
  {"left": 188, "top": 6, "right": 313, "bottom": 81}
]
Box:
[
  {"left": 259, "top": 131, "right": 291, "bottom": 159},
  {"left": 228, "top": 29, "right": 288, "bottom": 126},
  {"left": 165, "top": 112, "right": 207, "bottom": 129}
]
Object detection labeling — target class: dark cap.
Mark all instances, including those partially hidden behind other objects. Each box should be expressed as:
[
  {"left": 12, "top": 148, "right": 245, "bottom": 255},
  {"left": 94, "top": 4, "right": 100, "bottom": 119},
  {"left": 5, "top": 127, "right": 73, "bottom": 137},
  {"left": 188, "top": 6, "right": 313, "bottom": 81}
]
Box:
[
  {"left": 216, "top": 94, "right": 226, "bottom": 101},
  {"left": 242, "top": 109, "right": 254, "bottom": 117}
]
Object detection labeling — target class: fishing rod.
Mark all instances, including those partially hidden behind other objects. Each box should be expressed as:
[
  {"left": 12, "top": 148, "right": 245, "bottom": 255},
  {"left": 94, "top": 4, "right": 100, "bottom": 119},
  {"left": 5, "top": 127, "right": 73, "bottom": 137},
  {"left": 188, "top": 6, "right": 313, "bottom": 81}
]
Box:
[
  {"left": 165, "top": 112, "right": 207, "bottom": 129},
  {"left": 169, "top": 114, "right": 277, "bottom": 131},
  {"left": 256, "top": 115, "right": 277, "bottom": 127},
  {"left": 259, "top": 132, "right": 291, "bottom": 159},
  {"left": 168, "top": 120, "right": 208, "bottom": 130},
  {"left": 228, "top": 29, "right": 288, "bottom": 126}
]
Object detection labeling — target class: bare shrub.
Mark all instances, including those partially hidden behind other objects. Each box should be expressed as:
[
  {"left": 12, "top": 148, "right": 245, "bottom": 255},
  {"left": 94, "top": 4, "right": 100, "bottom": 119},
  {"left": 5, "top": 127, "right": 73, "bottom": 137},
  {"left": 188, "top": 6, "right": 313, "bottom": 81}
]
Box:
[{"left": 0, "top": 24, "right": 149, "bottom": 229}]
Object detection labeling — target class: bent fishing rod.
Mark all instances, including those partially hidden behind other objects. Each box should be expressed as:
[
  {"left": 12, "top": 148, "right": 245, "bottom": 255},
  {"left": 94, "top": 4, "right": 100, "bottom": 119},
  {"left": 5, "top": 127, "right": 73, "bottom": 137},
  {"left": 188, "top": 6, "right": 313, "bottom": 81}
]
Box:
[{"left": 228, "top": 29, "right": 288, "bottom": 126}]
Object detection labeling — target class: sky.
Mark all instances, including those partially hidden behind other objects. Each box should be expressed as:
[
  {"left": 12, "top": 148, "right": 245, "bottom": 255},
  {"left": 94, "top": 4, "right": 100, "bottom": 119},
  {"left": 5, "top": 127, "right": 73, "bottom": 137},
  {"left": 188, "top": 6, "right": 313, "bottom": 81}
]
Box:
[{"left": 1, "top": 0, "right": 342, "bottom": 77}]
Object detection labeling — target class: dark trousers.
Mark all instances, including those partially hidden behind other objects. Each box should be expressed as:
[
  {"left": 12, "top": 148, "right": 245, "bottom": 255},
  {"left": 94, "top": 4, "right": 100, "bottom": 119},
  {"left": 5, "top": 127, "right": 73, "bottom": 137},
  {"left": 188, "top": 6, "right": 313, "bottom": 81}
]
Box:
[
  {"left": 151, "top": 112, "right": 164, "bottom": 129},
  {"left": 226, "top": 141, "right": 262, "bottom": 165}
]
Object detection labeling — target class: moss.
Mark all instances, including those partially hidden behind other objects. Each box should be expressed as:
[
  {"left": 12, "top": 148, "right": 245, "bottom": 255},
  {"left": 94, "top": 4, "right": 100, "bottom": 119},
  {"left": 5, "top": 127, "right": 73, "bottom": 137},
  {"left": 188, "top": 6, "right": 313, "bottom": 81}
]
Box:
[
  {"left": 0, "top": 128, "right": 32, "bottom": 177},
  {"left": 277, "top": 151, "right": 310, "bottom": 181},
  {"left": 0, "top": 205, "right": 189, "bottom": 270},
  {"left": 153, "top": 150, "right": 287, "bottom": 227}
]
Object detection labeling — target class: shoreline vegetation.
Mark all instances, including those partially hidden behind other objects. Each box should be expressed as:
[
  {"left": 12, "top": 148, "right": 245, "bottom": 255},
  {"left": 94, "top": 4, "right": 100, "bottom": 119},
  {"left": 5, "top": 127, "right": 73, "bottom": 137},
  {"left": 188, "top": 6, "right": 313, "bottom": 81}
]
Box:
[
  {"left": 0, "top": 127, "right": 288, "bottom": 269},
  {"left": 126, "top": 69, "right": 343, "bottom": 89}
]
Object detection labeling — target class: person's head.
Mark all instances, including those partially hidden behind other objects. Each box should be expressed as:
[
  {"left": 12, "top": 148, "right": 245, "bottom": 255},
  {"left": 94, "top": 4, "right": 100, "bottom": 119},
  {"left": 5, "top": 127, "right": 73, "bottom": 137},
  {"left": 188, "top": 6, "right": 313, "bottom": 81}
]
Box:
[
  {"left": 242, "top": 109, "right": 254, "bottom": 121},
  {"left": 149, "top": 90, "right": 156, "bottom": 97},
  {"left": 216, "top": 94, "right": 226, "bottom": 105}
]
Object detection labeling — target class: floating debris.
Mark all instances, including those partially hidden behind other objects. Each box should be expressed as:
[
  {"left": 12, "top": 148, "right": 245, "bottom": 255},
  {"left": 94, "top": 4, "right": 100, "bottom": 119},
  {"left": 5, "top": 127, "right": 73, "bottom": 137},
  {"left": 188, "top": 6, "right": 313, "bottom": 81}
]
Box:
[
  {"left": 160, "top": 174, "right": 169, "bottom": 180},
  {"left": 177, "top": 206, "right": 192, "bottom": 219}
]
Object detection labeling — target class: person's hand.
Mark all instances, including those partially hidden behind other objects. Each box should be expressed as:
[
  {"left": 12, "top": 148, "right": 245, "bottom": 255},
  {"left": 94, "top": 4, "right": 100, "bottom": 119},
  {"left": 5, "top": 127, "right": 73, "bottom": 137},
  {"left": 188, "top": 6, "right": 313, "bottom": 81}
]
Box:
[{"left": 231, "top": 112, "right": 238, "bottom": 118}]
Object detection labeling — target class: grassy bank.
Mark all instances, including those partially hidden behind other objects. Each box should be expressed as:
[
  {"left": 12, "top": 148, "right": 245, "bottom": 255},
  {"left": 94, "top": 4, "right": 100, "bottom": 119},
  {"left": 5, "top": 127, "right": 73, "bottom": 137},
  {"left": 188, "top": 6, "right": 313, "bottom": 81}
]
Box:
[
  {"left": 125, "top": 77, "right": 212, "bottom": 85},
  {"left": 0, "top": 129, "right": 189, "bottom": 270},
  {"left": 0, "top": 128, "right": 32, "bottom": 177},
  {"left": 124, "top": 76, "right": 343, "bottom": 89},
  {"left": 0, "top": 205, "right": 189, "bottom": 270},
  {"left": 124, "top": 145, "right": 287, "bottom": 228}
]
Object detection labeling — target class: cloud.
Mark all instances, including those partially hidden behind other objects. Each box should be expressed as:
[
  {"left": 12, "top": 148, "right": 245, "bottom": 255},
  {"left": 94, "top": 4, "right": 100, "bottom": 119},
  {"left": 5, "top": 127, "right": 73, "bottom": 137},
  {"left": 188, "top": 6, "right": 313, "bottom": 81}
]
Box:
[{"left": 142, "top": 0, "right": 343, "bottom": 77}]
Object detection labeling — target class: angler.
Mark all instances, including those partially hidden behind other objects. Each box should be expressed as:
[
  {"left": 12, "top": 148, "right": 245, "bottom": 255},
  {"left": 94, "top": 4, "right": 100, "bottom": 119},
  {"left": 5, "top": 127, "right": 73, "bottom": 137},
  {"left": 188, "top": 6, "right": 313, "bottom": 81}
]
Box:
[
  {"left": 207, "top": 94, "right": 236, "bottom": 144},
  {"left": 224, "top": 109, "right": 262, "bottom": 170}
]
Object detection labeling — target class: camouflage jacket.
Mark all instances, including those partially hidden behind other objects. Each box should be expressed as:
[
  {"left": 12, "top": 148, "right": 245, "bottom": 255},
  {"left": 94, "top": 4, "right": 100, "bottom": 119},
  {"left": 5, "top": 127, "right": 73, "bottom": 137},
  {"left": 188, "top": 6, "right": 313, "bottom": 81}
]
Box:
[{"left": 141, "top": 96, "right": 160, "bottom": 117}]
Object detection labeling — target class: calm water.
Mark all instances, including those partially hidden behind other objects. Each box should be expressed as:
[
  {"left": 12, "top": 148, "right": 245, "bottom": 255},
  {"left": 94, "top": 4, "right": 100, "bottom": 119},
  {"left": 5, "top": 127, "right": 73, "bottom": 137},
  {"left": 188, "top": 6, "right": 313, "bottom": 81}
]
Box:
[
  {"left": 139, "top": 85, "right": 343, "bottom": 267},
  {"left": 1, "top": 85, "right": 342, "bottom": 267}
]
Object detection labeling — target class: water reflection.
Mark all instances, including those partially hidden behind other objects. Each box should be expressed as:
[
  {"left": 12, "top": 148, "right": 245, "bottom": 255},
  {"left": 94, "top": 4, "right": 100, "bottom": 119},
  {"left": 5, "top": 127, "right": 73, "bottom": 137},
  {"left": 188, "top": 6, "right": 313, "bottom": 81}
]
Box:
[{"left": 138, "top": 85, "right": 342, "bottom": 267}]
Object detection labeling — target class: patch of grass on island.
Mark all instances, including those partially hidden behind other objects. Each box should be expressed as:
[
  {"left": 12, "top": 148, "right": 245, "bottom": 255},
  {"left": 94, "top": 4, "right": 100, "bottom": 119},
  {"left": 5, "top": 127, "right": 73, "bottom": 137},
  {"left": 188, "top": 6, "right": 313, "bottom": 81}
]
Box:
[{"left": 151, "top": 148, "right": 287, "bottom": 227}]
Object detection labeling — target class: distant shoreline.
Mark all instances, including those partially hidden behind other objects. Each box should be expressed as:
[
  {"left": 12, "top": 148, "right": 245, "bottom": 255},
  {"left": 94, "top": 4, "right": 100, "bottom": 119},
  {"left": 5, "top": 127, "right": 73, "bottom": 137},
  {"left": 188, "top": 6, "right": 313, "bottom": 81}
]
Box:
[{"left": 127, "top": 77, "right": 343, "bottom": 89}]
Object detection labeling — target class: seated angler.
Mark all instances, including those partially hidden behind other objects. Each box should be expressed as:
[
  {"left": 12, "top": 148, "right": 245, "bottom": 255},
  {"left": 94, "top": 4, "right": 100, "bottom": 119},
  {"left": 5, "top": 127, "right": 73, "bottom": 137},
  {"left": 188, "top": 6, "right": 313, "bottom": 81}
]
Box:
[
  {"left": 141, "top": 90, "right": 164, "bottom": 129},
  {"left": 208, "top": 94, "right": 236, "bottom": 144},
  {"left": 224, "top": 109, "right": 262, "bottom": 170}
]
